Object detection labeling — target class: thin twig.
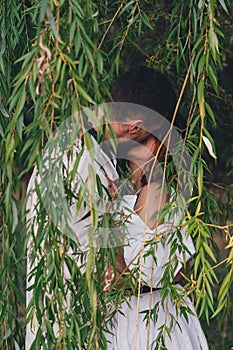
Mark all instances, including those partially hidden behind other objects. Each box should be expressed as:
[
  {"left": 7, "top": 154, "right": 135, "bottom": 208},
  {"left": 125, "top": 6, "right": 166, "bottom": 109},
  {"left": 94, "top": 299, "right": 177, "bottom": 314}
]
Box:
[{"left": 98, "top": 2, "right": 125, "bottom": 50}]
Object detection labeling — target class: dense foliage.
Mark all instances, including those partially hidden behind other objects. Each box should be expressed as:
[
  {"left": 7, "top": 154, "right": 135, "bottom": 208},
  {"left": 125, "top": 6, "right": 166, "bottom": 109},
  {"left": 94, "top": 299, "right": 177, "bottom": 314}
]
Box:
[{"left": 0, "top": 0, "right": 232, "bottom": 349}]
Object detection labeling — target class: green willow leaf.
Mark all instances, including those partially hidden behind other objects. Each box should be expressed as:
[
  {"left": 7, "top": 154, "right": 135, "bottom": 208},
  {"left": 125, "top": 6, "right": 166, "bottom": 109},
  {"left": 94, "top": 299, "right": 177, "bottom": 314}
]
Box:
[{"left": 46, "top": 5, "right": 62, "bottom": 43}]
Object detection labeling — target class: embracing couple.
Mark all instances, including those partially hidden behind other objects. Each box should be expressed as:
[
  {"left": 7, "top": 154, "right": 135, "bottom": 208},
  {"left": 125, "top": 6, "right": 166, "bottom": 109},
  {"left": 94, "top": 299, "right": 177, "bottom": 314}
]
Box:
[{"left": 26, "top": 67, "right": 209, "bottom": 349}]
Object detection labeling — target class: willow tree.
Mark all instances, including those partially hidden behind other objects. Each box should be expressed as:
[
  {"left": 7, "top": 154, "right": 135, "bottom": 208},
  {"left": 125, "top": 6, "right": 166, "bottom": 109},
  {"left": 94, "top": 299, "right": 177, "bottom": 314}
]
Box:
[{"left": 0, "top": 0, "right": 232, "bottom": 349}]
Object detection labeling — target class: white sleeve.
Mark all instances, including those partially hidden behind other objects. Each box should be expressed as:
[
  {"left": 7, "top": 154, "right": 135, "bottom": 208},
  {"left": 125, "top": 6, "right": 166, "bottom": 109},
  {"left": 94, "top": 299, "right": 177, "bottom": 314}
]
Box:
[{"left": 121, "top": 195, "right": 195, "bottom": 288}]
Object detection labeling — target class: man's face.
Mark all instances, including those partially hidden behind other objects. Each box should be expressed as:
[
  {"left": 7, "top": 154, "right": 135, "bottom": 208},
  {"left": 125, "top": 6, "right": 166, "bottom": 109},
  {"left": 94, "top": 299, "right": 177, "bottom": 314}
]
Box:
[
  {"left": 95, "top": 104, "right": 162, "bottom": 157},
  {"left": 108, "top": 120, "right": 152, "bottom": 143}
]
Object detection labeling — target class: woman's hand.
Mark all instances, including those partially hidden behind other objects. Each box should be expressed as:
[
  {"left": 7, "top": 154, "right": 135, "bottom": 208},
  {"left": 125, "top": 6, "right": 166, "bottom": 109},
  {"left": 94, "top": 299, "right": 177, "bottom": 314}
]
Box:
[
  {"left": 105, "top": 174, "right": 118, "bottom": 199},
  {"left": 103, "top": 253, "right": 132, "bottom": 291}
]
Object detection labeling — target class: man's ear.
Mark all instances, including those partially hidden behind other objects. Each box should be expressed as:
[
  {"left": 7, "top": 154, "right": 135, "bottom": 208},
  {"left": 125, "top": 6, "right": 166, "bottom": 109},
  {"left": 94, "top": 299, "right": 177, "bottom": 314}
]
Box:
[{"left": 128, "top": 120, "right": 144, "bottom": 135}]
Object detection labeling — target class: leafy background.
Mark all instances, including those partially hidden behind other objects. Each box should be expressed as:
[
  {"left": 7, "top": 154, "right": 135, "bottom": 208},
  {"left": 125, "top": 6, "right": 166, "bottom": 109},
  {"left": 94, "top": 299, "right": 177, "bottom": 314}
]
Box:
[{"left": 0, "top": 0, "right": 233, "bottom": 349}]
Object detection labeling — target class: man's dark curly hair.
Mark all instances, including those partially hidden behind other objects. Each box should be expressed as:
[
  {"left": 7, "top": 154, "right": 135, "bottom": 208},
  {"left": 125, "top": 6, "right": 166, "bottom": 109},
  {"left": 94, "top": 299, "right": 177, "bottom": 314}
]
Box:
[{"left": 110, "top": 66, "right": 176, "bottom": 122}]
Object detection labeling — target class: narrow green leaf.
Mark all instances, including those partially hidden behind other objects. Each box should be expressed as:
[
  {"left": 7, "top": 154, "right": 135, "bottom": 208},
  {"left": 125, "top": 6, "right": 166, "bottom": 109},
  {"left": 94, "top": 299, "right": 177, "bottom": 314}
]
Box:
[
  {"left": 203, "top": 241, "right": 217, "bottom": 263},
  {"left": 205, "top": 102, "right": 216, "bottom": 125},
  {"left": 76, "top": 84, "right": 95, "bottom": 104},
  {"left": 96, "top": 51, "right": 103, "bottom": 74},
  {"left": 46, "top": 5, "right": 62, "bottom": 43},
  {"left": 219, "top": 0, "right": 229, "bottom": 13},
  {"left": 0, "top": 102, "right": 9, "bottom": 117},
  {"left": 69, "top": 21, "right": 76, "bottom": 44},
  {"left": 198, "top": 55, "right": 206, "bottom": 78},
  {"left": 13, "top": 87, "right": 26, "bottom": 121}
]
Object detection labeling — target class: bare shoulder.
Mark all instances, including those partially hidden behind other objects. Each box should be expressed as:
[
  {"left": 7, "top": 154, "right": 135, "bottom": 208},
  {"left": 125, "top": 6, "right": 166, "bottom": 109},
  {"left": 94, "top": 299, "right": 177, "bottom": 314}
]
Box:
[{"left": 134, "top": 181, "right": 168, "bottom": 229}]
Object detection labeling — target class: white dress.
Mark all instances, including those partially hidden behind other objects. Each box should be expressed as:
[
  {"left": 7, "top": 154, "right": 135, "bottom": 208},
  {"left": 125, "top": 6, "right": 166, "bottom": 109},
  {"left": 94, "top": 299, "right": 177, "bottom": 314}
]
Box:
[
  {"left": 105, "top": 194, "right": 209, "bottom": 350},
  {"left": 106, "top": 291, "right": 209, "bottom": 350}
]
